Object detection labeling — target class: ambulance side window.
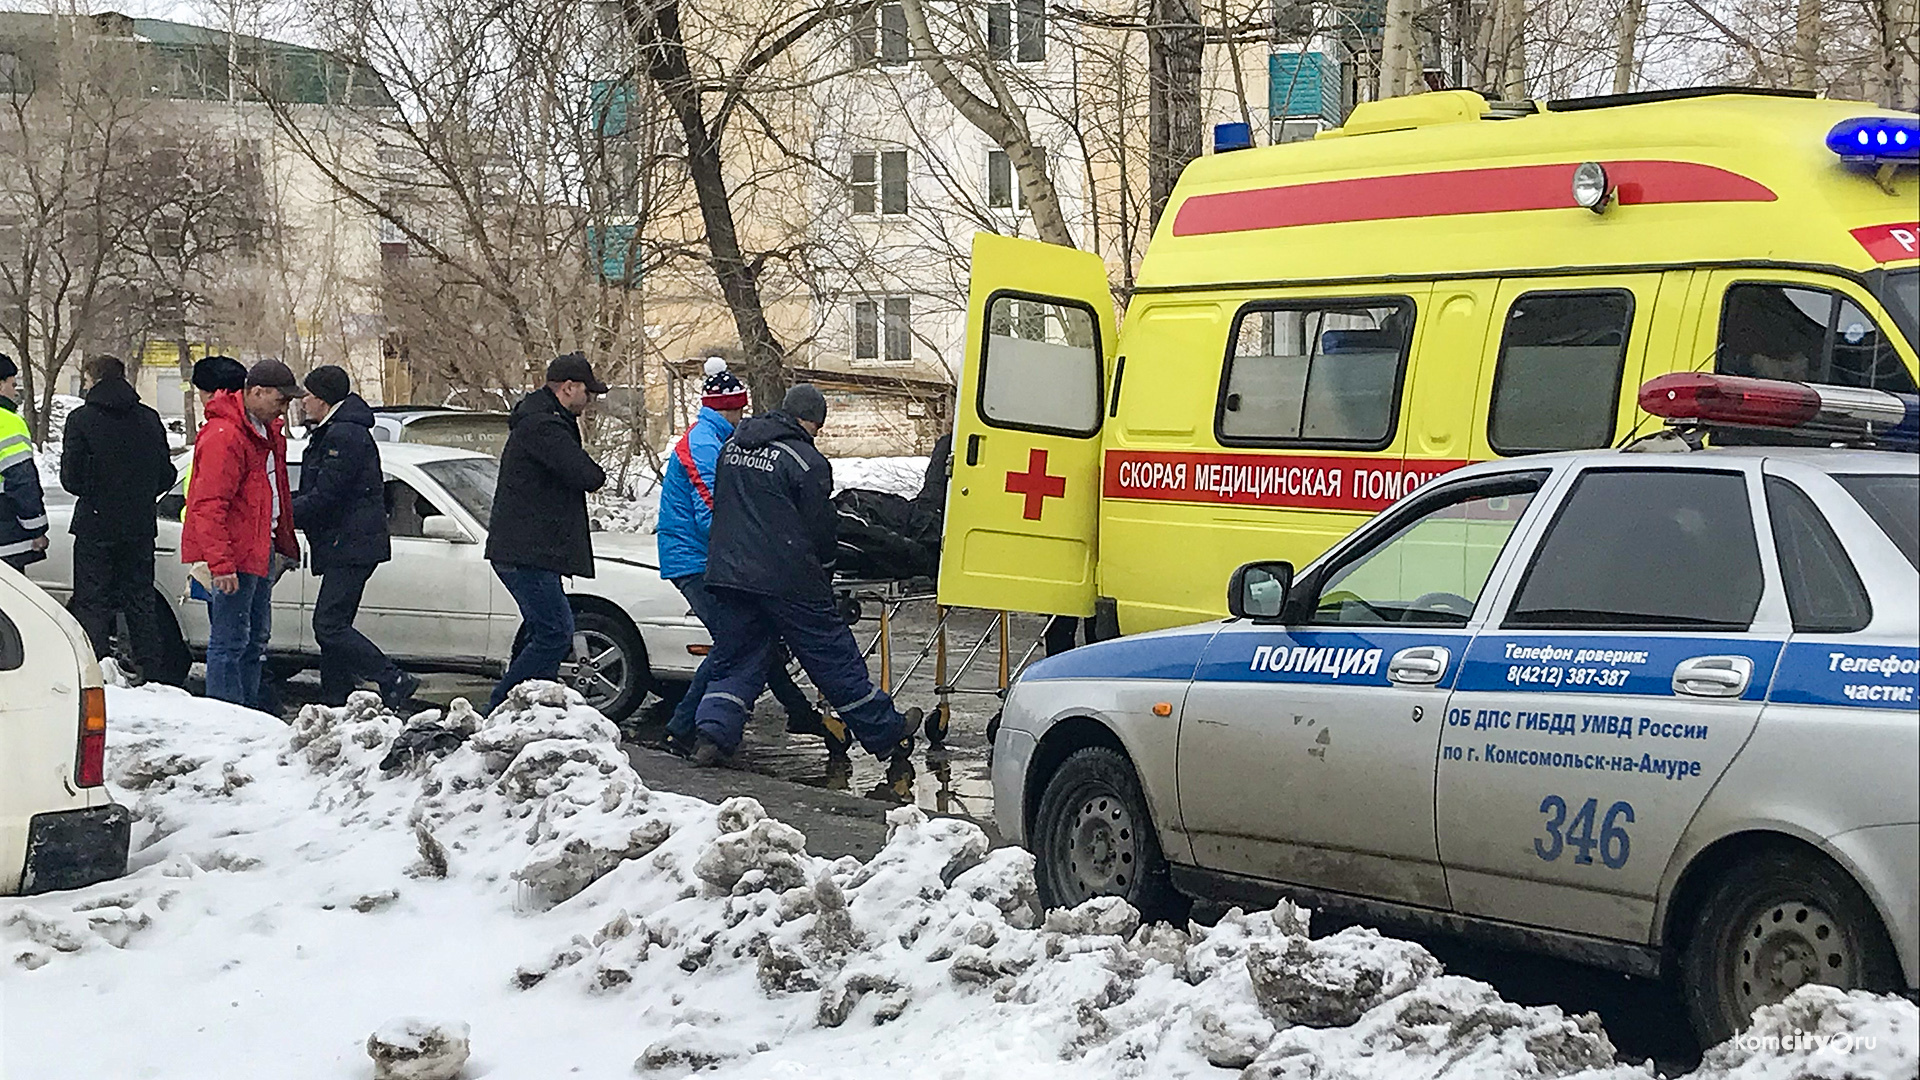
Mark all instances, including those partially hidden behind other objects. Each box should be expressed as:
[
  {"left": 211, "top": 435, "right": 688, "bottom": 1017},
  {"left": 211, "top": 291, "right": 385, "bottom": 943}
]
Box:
[
  {"left": 1216, "top": 298, "right": 1412, "bottom": 448},
  {"left": 1717, "top": 284, "right": 1917, "bottom": 394},
  {"left": 978, "top": 293, "right": 1102, "bottom": 436},
  {"left": 1488, "top": 290, "right": 1633, "bottom": 455}
]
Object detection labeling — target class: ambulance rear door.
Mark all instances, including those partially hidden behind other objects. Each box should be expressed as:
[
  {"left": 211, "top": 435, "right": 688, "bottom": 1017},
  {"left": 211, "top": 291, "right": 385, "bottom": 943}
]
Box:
[{"left": 938, "top": 234, "right": 1117, "bottom": 616}]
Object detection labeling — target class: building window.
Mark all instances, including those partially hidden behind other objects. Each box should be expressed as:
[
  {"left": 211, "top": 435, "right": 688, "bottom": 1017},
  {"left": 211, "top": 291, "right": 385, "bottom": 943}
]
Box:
[
  {"left": 852, "top": 151, "right": 907, "bottom": 215},
  {"left": 854, "top": 297, "right": 913, "bottom": 362},
  {"left": 850, "top": 5, "right": 876, "bottom": 62},
  {"left": 986, "top": 148, "right": 1043, "bottom": 209},
  {"left": 879, "top": 2, "right": 910, "bottom": 64},
  {"left": 986, "top": 3, "right": 1012, "bottom": 60},
  {"left": 1015, "top": 0, "right": 1046, "bottom": 62},
  {"left": 851, "top": 153, "right": 876, "bottom": 213}
]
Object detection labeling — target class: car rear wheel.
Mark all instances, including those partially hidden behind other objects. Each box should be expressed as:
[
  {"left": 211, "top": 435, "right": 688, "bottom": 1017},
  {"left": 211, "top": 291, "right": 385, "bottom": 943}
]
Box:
[
  {"left": 1031, "top": 746, "right": 1188, "bottom": 924},
  {"left": 1682, "top": 847, "right": 1901, "bottom": 1046},
  {"left": 560, "top": 611, "right": 648, "bottom": 723}
]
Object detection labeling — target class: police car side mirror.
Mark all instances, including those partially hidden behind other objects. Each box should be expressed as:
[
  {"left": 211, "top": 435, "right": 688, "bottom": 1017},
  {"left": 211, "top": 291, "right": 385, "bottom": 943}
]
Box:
[{"left": 1228, "top": 561, "right": 1293, "bottom": 622}]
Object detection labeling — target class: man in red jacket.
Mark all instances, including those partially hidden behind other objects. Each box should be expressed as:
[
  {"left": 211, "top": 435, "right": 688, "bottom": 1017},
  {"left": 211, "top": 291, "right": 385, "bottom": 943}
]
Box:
[{"left": 182, "top": 360, "right": 301, "bottom": 709}]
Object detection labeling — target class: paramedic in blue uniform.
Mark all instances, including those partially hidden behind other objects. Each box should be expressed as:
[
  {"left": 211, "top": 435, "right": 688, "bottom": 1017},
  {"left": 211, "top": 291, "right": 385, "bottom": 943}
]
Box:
[
  {"left": 689, "top": 384, "right": 917, "bottom": 768},
  {"left": 654, "top": 358, "right": 822, "bottom": 753}
]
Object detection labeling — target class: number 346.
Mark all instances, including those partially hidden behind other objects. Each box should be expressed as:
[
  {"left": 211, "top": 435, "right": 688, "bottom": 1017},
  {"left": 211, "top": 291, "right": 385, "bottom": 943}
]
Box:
[{"left": 1535, "top": 796, "right": 1634, "bottom": 869}]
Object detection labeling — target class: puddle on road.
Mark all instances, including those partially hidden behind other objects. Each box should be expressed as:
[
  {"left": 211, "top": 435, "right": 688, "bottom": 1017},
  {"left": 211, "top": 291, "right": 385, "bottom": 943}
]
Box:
[{"left": 726, "top": 721, "right": 998, "bottom": 823}]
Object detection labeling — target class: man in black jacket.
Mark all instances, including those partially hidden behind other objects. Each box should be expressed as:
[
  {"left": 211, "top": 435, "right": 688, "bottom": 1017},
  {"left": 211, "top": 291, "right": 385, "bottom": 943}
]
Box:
[
  {"left": 293, "top": 366, "right": 417, "bottom": 708},
  {"left": 59, "top": 356, "right": 178, "bottom": 680},
  {"left": 693, "top": 384, "right": 915, "bottom": 767},
  {"left": 485, "top": 352, "right": 608, "bottom": 711}
]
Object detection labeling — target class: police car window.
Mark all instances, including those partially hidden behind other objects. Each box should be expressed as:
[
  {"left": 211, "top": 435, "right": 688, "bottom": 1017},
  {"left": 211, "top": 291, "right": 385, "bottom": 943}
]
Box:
[
  {"left": 1489, "top": 291, "right": 1632, "bottom": 455},
  {"left": 1507, "top": 469, "right": 1763, "bottom": 630},
  {"left": 0, "top": 606, "right": 22, "bottom": 670},
  {"left": 1310, "top": 474, "right": 1544, "bottom": 627},
  {"left": 1718, "top": 284, "right": 1917, "bottom": 394},
  {"left": 1835, "top": 473, "right": 1919, "bottom": 570},
  {"left": 1764, "top": 477, "right": 1870, "bottom": 633},
  {"left": 1218, "top": 299, "right": 1412, "bottom": 448},
  {"left": 979, "top": 295, "right": 1101, "bottom": 436}
]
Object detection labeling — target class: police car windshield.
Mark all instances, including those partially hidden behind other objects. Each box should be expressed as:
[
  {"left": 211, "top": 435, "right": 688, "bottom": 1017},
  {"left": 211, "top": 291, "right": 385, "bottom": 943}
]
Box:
[{"left": 1836, "top": 473, "right": 1919, "bottom": 570}]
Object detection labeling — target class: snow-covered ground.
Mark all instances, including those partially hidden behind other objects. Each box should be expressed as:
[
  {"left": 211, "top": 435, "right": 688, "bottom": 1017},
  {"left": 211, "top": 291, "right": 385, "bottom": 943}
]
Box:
[{"left": 3, "top": 685, "right": 1913, "bottom": 1080}]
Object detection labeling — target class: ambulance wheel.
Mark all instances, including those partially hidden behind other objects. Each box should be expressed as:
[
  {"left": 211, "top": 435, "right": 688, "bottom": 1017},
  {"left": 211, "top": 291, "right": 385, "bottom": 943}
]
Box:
[
  {"left": 1681, "top": 846, "right": 1901, "bottom": 1047},
  {"left": 1032, "top": 746, "right": 1187, "bottom": 924},
  {"left": 923, "top": 704, "right": 950, "bottom": 748}
]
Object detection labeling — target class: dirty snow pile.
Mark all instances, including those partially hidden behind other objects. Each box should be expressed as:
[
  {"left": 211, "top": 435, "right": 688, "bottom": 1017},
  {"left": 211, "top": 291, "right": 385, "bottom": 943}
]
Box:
[{"left": 4, "top": 686, "right": 1914, "bottom": 1080}]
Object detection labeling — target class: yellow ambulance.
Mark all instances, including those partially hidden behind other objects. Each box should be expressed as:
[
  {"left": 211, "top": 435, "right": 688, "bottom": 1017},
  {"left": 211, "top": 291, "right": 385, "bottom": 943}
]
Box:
[{"left": 937, "top": 88, "right": 1920, "bottom": 635}]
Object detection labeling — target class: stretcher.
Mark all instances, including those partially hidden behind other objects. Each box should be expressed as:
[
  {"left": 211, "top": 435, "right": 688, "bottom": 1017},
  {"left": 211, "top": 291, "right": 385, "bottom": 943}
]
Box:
[{"left": 830, "top": 577, "right": 1056, "bottom": 748}]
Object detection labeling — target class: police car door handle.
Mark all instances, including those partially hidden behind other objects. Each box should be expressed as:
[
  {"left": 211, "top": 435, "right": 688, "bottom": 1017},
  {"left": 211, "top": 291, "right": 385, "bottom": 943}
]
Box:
[
  {"left": 1388, "top": 646, "right": 1450, "bottom": 685},
  {"left": 1672, "top": 655, "right": 1754, "bottom": 698}
]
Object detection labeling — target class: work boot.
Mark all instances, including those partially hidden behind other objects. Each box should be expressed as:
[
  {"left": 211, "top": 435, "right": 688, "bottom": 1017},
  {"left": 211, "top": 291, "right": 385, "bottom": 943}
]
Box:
[
  {"left": 820, "top": 712, "right": 853, "bottom": 759},
  {"left": 382, "top": 671, "right": 422, "bottom": 712},
  {"left": 658, "top": 729, "right": 695, "bottom": 759},
  {"left": 692, "top": 737, "right": 731, "bottom": 768},
  {"left": 784, "top": 706, "right": 830, "bottom": 738}
]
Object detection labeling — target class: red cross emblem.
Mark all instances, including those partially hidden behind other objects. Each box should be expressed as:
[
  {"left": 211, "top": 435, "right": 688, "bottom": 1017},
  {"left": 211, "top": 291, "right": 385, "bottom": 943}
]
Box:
[{"left": 1005, "top": 448, "right": 1066, "bottom": 520}]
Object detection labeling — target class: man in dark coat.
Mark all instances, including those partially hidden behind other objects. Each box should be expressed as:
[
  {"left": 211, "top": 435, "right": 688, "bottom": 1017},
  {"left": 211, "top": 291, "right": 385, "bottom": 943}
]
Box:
[
  {"left": 485, "top": 352, "right": 607, "bottom": 711},
  {"left": 293, "top": 365, "right": 417, "bottom": 708},
  {"left": 58, "top": 356, "right": 178, "bottom": 680},
  {"left": 692, "top": 384, "right": 916, "bottom": 768}
]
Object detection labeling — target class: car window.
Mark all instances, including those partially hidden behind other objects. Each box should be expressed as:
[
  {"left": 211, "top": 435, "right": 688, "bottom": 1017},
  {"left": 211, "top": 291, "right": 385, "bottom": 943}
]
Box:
[
  {"left": 1507, "top": 469, "right": 1763, "bottom": 630},
  {"left": 1835, "top": 472, "right": 1919, "bottom": 570},
  {"left": 1489, "top": 290, "right": 1633, "bottom": 455},
  {"left": 1765, "top": 477, "right": 1870, "bottom": 633},
  {"left": 157, "top": 476, "right": 187, "bottom": 522},
  {"left": 1219, "top": 298, "right": 1412, "bottom": 447},
  {"left": 979, "top": 294, "right": 1102, "bottom": 436},
  {"left": 0, "top": 606, "right": 22, "bottom": 670},
  {"left": 419, "top": 458, "right": 498, "bottom": 525},
  {"left": 1717, "top": 283, "right": 1917, "bottom": 394},
  {"left": 1308, "top": 473, "right": 1545, "bottom": 627},
  {"left": 384, "top": 478, "right": 447, "bottom": 539}
]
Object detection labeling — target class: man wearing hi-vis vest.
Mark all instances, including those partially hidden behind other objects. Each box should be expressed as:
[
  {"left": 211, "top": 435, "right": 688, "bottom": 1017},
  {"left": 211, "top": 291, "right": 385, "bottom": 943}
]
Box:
[{"left": 0, "top": 353, "right": 50, "bottom": 572}]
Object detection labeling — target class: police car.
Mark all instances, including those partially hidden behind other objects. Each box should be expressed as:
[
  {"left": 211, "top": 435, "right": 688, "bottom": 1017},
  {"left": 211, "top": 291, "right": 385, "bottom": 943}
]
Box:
[{"left": 992, "top": 373, "right": 1919, "bottom": 1044}]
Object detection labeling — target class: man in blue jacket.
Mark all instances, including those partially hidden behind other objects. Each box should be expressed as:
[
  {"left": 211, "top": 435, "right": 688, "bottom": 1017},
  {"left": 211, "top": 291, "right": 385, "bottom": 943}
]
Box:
[
  {"left": 293, "top": 366, "right": 418, "bottom": 708},
  {"left": 656, "top": 359, "right": 823, "bottom": 754}
]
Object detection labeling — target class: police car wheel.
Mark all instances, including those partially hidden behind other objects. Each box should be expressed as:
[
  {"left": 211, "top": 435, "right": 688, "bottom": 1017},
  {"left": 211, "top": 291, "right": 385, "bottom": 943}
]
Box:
[
  {"left": 559, "top": 612, "right": 648, "bottom": 723},
  {"left": 1682, "top": 847, "right": 1902, "bottom": 1046},
  {"left": 1032, "top": 746, "right": 1186, "bottom": 923}
]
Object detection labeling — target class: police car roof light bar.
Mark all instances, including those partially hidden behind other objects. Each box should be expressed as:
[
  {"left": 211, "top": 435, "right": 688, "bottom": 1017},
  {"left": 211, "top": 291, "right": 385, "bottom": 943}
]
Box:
[
  {"left": 1826, "top": 116, "right": 1920, "bottom": 166},
  {"left": 1639, "top": 372, "right": 1919, "bottom": 452}
]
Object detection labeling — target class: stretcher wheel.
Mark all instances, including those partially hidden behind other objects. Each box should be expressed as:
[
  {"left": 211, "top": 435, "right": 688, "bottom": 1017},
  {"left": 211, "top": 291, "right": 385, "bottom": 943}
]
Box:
[
  {"left": 924, "top": 704, "right": 951, "bottom": 748},
  {"left": 838, "top": 597, "right": 863, "bottom": 625}
]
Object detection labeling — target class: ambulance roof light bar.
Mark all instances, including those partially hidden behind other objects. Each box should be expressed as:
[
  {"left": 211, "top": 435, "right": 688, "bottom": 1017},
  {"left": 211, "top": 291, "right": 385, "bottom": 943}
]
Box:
[
  {"left": 1826, "top": 116, "right": 1919, "bottom": 166},
  {"left": 1639, "top": 372, "right": 1919, "bottom": 452}
]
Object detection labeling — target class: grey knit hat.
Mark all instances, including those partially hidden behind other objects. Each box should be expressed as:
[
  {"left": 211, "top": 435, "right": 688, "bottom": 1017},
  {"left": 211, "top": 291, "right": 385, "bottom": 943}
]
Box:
[{"left": 781, "top": 383, "right": 827, "bottom": 426}]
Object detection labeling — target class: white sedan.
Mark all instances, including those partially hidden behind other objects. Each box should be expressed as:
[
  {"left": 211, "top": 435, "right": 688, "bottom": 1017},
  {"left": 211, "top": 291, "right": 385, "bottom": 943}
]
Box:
[{"left": 30, "top": 441, "right": 704, "bottom": 721}]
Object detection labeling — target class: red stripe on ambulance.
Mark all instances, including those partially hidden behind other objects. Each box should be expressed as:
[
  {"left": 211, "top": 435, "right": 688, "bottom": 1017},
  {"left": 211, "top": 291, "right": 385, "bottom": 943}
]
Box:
[
  {"left": 1104, "top": 450, "right": 1472, "bottom": 513},
  {"left": 1850, "top": 222, "right": 1920, "bottom": 263},
  {"left": 1172, "top": 160, "right": 1775, "bottom": 236}
]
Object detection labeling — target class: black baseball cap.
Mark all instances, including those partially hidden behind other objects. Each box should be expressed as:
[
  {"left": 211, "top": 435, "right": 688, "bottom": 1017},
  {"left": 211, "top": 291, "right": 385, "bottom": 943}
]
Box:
[{"left": 546, "top": 352, "right": 608, "bottom": 394}]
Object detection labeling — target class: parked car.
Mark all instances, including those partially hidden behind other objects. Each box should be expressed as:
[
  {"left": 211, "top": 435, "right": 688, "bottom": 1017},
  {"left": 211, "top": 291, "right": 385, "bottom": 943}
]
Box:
[
  {"left": 0, "top": 562, "right": 128, "bottom": 895},
  {"left": 993, "top": 392, "right": 1918, "bottom": 1045},
  {"left": 365, "top": 407, "right": 509, "bottom": 458},
  {"left": 30, "top": 440, "right": 703, "bottom": 721}
]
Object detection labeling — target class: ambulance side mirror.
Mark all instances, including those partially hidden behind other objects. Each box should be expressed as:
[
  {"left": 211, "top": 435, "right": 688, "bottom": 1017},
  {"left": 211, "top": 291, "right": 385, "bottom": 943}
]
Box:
[{"left": 1228, "top": 561, "right": 1293, "bottom": 623}]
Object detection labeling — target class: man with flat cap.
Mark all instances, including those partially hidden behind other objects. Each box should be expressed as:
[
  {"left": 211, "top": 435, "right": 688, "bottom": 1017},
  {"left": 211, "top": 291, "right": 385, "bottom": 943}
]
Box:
[
  {"left": 485, "top": 352, "right": 608, "bottom": 711},
  {"left": 181, "top": 358, "right": 301, "bottom": 709},
  {"left": 295, "top": 365, "right": 417, "bottom": 709},
  {"left": 690, "top": 383, "right": 917, "bottom": 770}
]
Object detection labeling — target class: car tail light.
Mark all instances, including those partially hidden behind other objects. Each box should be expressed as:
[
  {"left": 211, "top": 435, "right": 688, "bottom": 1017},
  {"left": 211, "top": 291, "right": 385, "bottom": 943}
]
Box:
[{"left": 77, "top": 688, "right": 106, "bottom": 788}]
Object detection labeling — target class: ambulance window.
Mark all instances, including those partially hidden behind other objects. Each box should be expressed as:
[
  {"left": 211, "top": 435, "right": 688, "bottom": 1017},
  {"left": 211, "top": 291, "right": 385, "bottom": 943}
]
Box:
[
  {"left": 1507, "top": 469, "right": 1763, "bottom": 631},
  {"left": 1717, "top": 284, "right": 1917, "bottom": 394},
  {"left": 1764, "top": 477, "right": 1870, "bottom": 633},
  {"left": 1488, "top": 290, "right": 1632, "bottom": 455},
  {"left": 1217, "top": 298, "right": 1411, "bottom": 448},
  {"left": 979, "top": 294, "right": 1101, "bottom": 436}
]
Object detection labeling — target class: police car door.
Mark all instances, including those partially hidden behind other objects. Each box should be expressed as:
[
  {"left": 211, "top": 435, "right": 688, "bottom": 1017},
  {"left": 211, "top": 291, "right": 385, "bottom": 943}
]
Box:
[
  {"left": 1178, "top": 468, "right": 1551, "bottom": 907},
  {"left": 1437, "top": 461, "right": 1788, "bottom": 943}
]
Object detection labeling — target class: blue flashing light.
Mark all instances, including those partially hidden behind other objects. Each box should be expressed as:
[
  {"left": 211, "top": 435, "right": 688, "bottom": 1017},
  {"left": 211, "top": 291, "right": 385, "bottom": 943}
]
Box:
[
  {"left": 1826, "top": 116, "right": 1920, "bottom": 165},
  {"left": 1213, "top": 122, "right": 1253, "bottom": 154}
]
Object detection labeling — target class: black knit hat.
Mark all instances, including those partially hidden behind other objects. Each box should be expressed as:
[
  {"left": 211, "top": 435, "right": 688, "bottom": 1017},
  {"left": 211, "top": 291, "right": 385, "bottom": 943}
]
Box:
[
  {"left": 192, "top": 355, "right": 247, "bottom": 393},
  {"left": 304, "top": 365, "right": 351, "bottom": 405},
  {"left": 0, "top": 353, "right": 15, "bottom": 382},
  {"left": 700, "top": 357, "right": 747, "bottom": 410},
  {"left": 781, "top": 383, "right": 828, "bottom": 427}
]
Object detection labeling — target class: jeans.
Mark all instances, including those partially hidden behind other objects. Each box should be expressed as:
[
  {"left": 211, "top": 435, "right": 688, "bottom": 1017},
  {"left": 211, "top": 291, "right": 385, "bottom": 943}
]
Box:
[
  {"left": 693, "top": 587, "right": 908, "bottom": 756},
  {"left": 70, "top": 534, "right": 164, "bottom": 678},
  {"left": 206, "top": 573, "right": 274, "bottom": 709},
  {"left": 489, "top": 564, "right": 575, "bottom": 712},
  {"left": 312, "top": 564, "right": 403, "bottom": 704},
  {"left": 668, "top": 573, "right": 816, "bottom": 738}
]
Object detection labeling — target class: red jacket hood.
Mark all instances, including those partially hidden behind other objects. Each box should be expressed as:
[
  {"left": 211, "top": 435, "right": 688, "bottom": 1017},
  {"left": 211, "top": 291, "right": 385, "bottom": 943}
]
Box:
[{"left": 202, "top": 390, "right": 283, "bottom": 445}]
